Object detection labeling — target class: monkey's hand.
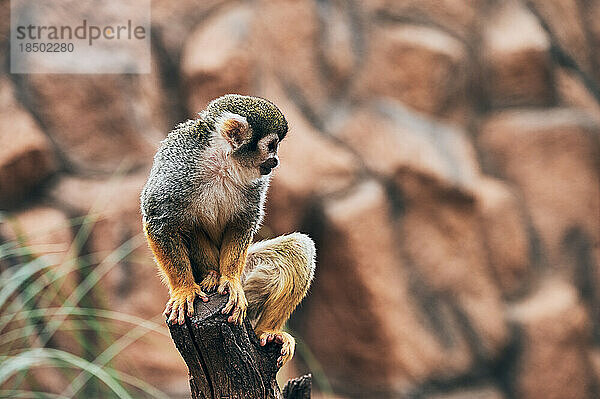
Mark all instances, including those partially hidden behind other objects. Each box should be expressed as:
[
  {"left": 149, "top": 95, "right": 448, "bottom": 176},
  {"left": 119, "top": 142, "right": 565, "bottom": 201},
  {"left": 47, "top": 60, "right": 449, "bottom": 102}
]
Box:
[
  {"left": 218, "top": 276, "right": 247, "bottom": 325},
  {"left": 259, "top": 331, "right": 295, "bottom": 368},
  {"left": 199, "top": 270, "right": 219, "bottom": 293},
  {"left": 164, "top": 283, "right": 208, "bottom": 325}
]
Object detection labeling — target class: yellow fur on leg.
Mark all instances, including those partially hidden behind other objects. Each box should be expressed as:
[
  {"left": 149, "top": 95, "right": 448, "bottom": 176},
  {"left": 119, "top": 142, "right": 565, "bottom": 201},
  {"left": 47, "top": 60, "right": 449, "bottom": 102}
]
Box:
[
  {"left": 144, "top": 223, "right": 209, "bottom": 325},
  {"left": 243, "top": 232, "right": 316, "bottom": 368}
]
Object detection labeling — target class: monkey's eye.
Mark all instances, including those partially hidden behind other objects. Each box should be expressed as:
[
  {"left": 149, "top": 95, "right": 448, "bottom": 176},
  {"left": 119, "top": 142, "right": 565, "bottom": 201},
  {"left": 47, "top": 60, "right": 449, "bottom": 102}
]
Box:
[{"left": 267, "top": 139, "right": 278, "bottom": 152}]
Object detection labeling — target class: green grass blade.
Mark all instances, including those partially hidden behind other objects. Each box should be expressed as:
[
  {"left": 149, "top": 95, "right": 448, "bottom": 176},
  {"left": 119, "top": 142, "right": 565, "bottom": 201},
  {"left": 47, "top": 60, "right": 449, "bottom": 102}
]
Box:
[{"left": 0, "top": 348, "right": 133, "bottom": 399}]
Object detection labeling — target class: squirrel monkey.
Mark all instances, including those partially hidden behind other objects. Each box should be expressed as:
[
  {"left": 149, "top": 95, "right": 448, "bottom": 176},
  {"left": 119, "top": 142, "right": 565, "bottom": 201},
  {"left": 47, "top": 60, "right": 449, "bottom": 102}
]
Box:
[{"left": 140, "top": 94, "right": 315, "bottom": 367}]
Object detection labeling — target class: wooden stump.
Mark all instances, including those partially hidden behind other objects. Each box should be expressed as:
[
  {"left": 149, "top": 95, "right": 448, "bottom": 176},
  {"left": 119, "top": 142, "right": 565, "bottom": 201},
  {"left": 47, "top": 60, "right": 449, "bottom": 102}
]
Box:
[{"left": 168, "top": 292, "right": 312, "bottom": 399}]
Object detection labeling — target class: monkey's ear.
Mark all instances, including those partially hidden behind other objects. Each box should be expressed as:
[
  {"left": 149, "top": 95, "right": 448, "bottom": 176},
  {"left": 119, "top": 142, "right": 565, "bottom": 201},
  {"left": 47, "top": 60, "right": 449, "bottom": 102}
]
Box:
[{"left": 216, "top": 112, "right": 251, "bottom": 149}]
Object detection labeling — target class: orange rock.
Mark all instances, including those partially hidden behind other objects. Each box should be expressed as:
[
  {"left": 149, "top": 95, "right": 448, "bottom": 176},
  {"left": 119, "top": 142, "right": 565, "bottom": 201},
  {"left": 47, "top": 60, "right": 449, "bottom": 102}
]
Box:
[
  {"left": 333, "top": 100, "right": 480, "bottom": 190},
  {"left": 351, "top": 25, "right": 468, "bottom": 121},
  {"left": 0, "top": 78, "right": 57, "bottom": 207},
  {"left": 293, "top": 180, "right": 473, "bottom": 395},
  {"left": 0, "top": 206, "right": 72, "bottom": 263},
  {"left": 482, "top": 0, "right": 553, "bottom": 107},
  {"left": 396, "top": 170, "right": 509, "bottom": 359},
  {"left": 526, "top": 0, "right": 593, "bottom": 76},
  {"left": 364, "top": 0, "right": 484, "bottom": 40},
  {"left": 262, "top": 81, "right": 359, "bottom": 234},
  {"left": 478, "top": 109, "right": 600, "bottom": 269},
  {"left": 24, "top": 67, "right": 166, "bottom": 173},
  {"left": 476, "top": 178, "right": 530, "bottom": 297},
  {"left": 181, "top": 5, "right": 254, "bottom": 113},
  {"left": 427, "top": 386, "right": 505, "bottom": 399},
  {"left": 556, "top": 68, "right": 600, "bottom": 122},
  {"left": 252, "top": 0, "right": 328, "bottom": 112},
  {"left": 508, "top": 278, "right": 593, "bottom": 399}
]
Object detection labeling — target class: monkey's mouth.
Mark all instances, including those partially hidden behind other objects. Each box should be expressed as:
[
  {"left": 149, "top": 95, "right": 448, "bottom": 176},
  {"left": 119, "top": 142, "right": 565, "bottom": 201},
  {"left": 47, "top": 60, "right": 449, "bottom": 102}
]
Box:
[
  {"left": 259, "top": 165, "right": 272, "bottom": 175},
  {"left": 259, "top": 158, "right": 278, "bottom": 175}
]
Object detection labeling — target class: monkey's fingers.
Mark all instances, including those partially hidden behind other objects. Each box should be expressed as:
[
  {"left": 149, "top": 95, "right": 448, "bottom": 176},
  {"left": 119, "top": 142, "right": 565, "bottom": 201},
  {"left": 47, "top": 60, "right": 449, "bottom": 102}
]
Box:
[
  {"left": 217, "top": 279, "right": 229, "bottom": 296},
  {"left": 187, "top": 296, "right": 195, "bottom": 317},
  {"left": 199, "top": 270, "right": 220, "bottom": 293},
  {"left": 177, "top": 302, "right": 186, "bottom": 325},
  {"left": 163, "top": 299, "right": 174, "bottom": 317},
  {"left": 167, "top": 299, "right": 182, "bottom": 324},
  {"left": 260, "top": 333, "right": 274, "bottom": 346},
  {"left": 227, "top": 304, "right": 246, "bottom": 325},
  {"left": 223, "top": 289, "right": 244, "bottom": 315},
  {"left": 277, "top": 333, "right": 295, "bottom": 368}
]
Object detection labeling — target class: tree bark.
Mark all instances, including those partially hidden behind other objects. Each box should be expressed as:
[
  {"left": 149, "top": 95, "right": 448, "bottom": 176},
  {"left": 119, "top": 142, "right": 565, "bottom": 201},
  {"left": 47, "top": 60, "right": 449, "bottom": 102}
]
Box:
[{"left": 168, "top": 292, "right": 312, "bottom": 399}]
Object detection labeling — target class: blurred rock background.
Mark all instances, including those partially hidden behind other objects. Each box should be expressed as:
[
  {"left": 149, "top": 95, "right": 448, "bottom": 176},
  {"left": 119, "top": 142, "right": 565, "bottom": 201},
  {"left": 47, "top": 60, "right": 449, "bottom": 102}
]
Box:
[{"left": 0, "top": 0, "right": 599, "bottom": 398}]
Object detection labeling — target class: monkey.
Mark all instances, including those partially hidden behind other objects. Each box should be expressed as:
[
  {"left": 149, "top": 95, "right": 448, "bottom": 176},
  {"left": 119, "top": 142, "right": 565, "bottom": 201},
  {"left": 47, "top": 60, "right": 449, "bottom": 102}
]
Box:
[{"left": 140, "top": 94, "right": 315, "bottom": 367}]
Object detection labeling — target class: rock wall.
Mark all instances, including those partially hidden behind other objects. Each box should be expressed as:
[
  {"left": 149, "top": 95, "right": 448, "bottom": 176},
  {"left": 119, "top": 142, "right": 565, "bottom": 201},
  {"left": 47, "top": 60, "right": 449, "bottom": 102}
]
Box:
[{"left": 1, "top": 0, "right": 599, "bottom": 398}]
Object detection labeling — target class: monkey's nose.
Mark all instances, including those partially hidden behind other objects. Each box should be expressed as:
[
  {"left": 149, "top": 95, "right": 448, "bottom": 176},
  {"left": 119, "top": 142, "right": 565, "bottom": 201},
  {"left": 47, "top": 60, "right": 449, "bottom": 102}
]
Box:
[{"left": 263, "top": 157, "right": 278, "bottom": 169}]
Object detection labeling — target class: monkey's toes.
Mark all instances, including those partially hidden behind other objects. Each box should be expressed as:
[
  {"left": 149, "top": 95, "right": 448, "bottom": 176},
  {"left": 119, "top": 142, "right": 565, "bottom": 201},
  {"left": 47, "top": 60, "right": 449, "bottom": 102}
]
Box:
[
  {"left": 165, "top": 298, "right": 187, "bottom": 325},
  {"left": 165, "top": 285, "right": 208, "bottom": 325},
  {"left": 219, "top": 278, "right": 247, "bottom": 325},
  {"left": 259, "top": 331, "right": 295, "bottom": 368}
]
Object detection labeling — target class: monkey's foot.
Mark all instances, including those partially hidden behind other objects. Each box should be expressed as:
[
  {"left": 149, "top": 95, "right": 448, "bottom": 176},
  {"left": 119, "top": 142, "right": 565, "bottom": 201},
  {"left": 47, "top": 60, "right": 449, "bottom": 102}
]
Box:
[
  {"left": 218, "top": 276, "right": 247, "bottom": 325},
  {"left": 199, "top": 270, "right": 219, "bottom": 292},
  {"left": 164, "top": 283, "right": 208, "bottom": 325},
  {"left": 259, "top": 330, "right": 295, "bottom": 368}
]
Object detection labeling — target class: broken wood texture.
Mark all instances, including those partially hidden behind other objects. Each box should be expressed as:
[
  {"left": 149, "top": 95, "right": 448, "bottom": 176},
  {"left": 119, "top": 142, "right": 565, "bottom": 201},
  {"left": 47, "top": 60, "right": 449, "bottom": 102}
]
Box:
[{"left": 168, "top": 292, "right": 312, "bottom": 399}]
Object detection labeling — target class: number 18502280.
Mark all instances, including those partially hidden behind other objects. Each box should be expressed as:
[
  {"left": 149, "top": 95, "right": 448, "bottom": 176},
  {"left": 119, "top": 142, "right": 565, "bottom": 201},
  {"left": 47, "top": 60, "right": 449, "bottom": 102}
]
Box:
[{"left": 19, "top": 42, "right": 74, "bottom": 52}]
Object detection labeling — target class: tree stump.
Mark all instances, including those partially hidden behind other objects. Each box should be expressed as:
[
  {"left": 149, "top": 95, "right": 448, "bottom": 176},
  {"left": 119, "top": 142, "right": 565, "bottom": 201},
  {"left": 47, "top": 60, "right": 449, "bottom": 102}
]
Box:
[{"left": 168, "top": 292, "right": 312, "bottom": 399}]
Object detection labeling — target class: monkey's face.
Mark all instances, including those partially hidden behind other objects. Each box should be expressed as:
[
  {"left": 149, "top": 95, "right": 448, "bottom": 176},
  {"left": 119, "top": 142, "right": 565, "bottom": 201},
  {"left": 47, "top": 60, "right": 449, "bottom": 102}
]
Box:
[
  {"left": 255, "top": 133, "right": 280, "bottom": 175},
  {"left": 215, "top": 111, "right": 283, "bottom": 177},
  {"left": 209, "top": 95, "right": 288, "bottom": 178}
]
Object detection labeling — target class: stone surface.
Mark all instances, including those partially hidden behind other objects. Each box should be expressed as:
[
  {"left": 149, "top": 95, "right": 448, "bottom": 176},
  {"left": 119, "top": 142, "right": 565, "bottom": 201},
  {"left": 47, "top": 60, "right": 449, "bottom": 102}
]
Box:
[
  {"left": 333, "top": 100, "right": 480, "bottom": 190},
  {"left": 293, "top": 180, "right": 473, "bottom": 396},
  {"left": 181, "top": 5, "right": 254, "bottom": 113},
  {"left": 352, "top": 25, "right": 468, "bottom": 120},
  {"left": 316, "top": 0, "right": 358, "bottom": 93},
  {"left": 22, "top": 68, "right": 167, "bottom": 173},
  {"left": 427, "top": 386, "right": 505, "bottom": 399},
  {"left": 0, "top": 78, "right": 57, "bottom": 207},
  {"left": 396, "top": 170, "right": 509, "bottom": 359},
  {"left": 482, "top": 0, "right": 553, "bottom": 107},
  {"left": 478, "top": 109, "right": 600, "bottom": 270},
  {"left": 508, "top": 278, "right": 594, "bottom": 399},
  {"left": 556, "top": 68, "right": 600, "bottom": 123},
  {"left": 365, "top": 0, "right": 484, "bottom": 40},
  {"left": 151, "top": 0, "right": 226, "bottom": 60},
  {"left": 585, "top": 1, "right": 600, "bottom": 83},
  {"left": 526, "top": 0, "right": 593, "bottom": 75},
  {"left": 252, "top": 0, "right": 328, "bottom": 113},
  {"left": 262, "top": 81, "right": 359, "bottom": 234},
  {"left": 475, "top": 178, "right": 530, "bottom": 297}
]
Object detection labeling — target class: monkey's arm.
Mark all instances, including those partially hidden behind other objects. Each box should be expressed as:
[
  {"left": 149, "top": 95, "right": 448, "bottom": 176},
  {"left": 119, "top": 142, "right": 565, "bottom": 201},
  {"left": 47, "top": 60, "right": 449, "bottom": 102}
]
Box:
[
  {"left": 217, "top": 223, "right": 252, "bottom": 325},
  {"left": 189, "top": 230, "right": 221, "bottom": 292},
  {"left": 143, "top": 222, "right": 208, "bottom": 324}
]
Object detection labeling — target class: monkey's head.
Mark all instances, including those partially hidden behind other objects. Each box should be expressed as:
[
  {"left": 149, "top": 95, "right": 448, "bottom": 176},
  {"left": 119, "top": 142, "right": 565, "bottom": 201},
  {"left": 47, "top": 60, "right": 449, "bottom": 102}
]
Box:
[{"left": 203, "top": 94, "right": 288, "bottom": 176}]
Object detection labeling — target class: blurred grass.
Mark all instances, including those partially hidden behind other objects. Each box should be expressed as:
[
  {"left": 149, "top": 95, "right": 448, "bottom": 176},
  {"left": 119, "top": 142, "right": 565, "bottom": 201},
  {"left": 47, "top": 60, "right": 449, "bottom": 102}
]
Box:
[{"left": 0, "top": 209, "right": 170, "bottom": 399}]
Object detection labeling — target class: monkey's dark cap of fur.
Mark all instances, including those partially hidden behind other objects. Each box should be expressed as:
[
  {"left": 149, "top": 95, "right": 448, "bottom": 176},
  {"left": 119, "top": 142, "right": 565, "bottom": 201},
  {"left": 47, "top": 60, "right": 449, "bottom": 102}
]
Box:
[{"left": 204, "top": 94, "right": 288, "bottom": 141}]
